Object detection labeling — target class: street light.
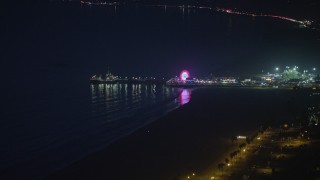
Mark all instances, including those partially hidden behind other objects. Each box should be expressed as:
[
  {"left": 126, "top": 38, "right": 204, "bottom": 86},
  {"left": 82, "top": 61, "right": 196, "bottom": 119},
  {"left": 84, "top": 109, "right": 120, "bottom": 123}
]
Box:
[
  {"left": 313, "top": 68, "right": 316, "bottom": 71},
  {"left": 275, "top": 67, "right": 279, "bottom": 71}
]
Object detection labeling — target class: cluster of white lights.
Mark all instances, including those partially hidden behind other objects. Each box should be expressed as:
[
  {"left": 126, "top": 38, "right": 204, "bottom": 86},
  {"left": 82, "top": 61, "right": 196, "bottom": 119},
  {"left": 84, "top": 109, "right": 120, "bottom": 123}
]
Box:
[{"left": 237, "top": 136, "right": 247, "bottom": 139}]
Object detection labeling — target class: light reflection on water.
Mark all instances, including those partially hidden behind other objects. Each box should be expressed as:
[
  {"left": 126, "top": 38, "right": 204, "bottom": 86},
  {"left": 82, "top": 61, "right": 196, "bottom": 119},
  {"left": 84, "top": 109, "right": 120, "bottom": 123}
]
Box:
[
  {"left": 180, "top": 89, "right": 191, "bottom": 105},
  {"left": 90, "top": 84, "right": 191, "bottom": 122}
]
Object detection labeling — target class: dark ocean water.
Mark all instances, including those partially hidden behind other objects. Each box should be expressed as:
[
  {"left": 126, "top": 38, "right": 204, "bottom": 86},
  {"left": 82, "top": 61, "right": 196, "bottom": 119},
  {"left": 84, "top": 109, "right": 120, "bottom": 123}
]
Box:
[
  {"left": 1, "top": 2, "right": 319, "bottom": 180},
  {"left": 0, "top": 83, "right": 190, "bottom": 179}
]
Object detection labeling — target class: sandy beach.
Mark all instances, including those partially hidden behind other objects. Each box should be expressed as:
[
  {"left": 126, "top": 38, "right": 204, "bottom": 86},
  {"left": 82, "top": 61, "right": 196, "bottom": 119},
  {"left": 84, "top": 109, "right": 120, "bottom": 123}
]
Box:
[{"left": 47, "top": 88, "right": 306, "bottom": 180}]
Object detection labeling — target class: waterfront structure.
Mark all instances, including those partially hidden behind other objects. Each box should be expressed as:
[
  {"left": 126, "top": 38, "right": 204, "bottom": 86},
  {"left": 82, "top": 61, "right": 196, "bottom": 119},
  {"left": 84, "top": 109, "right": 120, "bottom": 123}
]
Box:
[
  {"left": 90, "top": 68, "right": 166, "bottom": 84},
  {"left": 90, "top": 68, "right": 119, "bottom": 84},
  {"left": 166, "top": 70, "right": 198, "bottom": 86},
  {"left": 166, "top": 70, "right": 239, "bottom": 87},
  {"left": 90, "top": 66, "right": 319, "bottom": 89}
]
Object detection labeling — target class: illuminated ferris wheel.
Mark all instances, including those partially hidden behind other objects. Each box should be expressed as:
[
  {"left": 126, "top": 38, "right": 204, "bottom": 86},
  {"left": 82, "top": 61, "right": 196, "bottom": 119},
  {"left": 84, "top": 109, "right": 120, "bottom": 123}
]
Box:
[{"left": 180, "top": 70, "right": 190, "bottom": 81}]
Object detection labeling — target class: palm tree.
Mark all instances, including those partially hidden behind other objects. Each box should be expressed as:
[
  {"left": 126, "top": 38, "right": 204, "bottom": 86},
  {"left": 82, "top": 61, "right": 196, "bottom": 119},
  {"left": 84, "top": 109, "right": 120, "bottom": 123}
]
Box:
[
  {"left": 231, "top": 136, "right": 237, "bottom": 144},
  {"left": 225, "top": 158, "right": 229, "bottom": 164},
  {"left": 246, "top": 137, "right": 251, "bottom": 144},
  {"left": 218, "top": 163, "right": 225, "bottom": 175}
]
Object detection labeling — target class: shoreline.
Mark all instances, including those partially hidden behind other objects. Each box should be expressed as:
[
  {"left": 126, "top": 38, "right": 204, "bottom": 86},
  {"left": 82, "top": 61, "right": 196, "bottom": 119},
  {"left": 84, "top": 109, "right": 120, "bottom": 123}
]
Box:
[{"left": 46, "top": 88, "right": 306, "bottom": 180}]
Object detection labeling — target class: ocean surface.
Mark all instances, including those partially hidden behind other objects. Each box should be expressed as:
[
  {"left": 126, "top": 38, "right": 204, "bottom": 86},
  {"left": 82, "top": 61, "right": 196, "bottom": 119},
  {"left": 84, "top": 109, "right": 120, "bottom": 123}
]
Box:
[
  {"left": 1, "top": 82, "right": 190, "bottom": 179},
  {"left": 1, "top": 2, "right": 320, "bottom": 180}
]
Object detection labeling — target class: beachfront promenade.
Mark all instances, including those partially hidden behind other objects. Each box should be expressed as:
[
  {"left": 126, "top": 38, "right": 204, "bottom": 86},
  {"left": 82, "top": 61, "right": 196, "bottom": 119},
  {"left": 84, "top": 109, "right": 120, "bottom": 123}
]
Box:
[
  {"left": 180, "top": 129, "right": 275, "bottom": 180},
  {"left": 181, "top": 126, "right": 319, "bottom": 180}
]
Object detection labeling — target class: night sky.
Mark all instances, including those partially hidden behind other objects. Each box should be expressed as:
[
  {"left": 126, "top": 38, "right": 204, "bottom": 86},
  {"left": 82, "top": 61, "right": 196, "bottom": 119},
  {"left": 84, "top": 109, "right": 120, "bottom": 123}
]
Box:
[{"left": 2, "top": 1, "right": 320, "bottom": 82}]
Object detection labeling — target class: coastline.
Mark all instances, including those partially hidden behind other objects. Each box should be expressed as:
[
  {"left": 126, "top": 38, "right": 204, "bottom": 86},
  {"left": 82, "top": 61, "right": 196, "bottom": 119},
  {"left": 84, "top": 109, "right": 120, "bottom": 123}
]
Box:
[{"left": 46, "top": 88, "right": 305, "bottom": 180}]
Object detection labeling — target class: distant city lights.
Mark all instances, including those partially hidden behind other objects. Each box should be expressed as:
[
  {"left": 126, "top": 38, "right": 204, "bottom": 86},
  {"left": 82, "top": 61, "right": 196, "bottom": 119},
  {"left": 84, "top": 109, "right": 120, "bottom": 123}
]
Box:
[
  {"left": 218, "top": 8, "right": 315, "bottom": 30},
  {"left": 81, "top": 2, "right": 319, "bottom": 32}
]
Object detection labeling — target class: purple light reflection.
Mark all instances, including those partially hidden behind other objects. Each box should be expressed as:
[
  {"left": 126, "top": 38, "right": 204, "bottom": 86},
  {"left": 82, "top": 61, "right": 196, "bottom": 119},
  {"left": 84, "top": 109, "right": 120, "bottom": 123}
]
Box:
[{"left": 179, "top": 89, "right": 191, "bottom": 105}]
